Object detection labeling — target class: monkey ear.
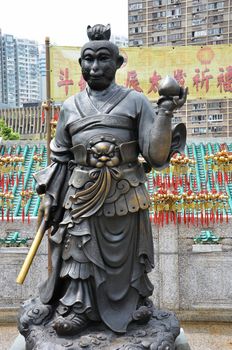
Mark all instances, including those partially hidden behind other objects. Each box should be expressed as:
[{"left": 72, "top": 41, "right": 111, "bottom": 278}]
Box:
[
  {"left": 116, "top": 55, "right": 124, "bottom": 69},
  {"left": 78, "top": 57, "right": 82, "bottom": 67}
]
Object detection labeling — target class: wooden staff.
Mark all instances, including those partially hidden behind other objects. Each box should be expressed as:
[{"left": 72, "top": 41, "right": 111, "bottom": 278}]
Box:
[{"left": 16, "top": 219, "right": 47, "bottom": 285}]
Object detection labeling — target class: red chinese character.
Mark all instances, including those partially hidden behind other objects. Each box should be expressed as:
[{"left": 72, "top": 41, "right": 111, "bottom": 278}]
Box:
[
  {"left": 57, "top": 68, "right": 74, "bottom": 95},
  {"left": 193, "top": 68, "right": 213, "bottom": 93},
  {"left": 125, "top": 70, "right": 143, "bottom": 92},
  {"left": 217, "top": 66, "right": 232, "bottom": 93},
  {"left": 78, "top": 75, "right": 87, "bottom": 91},
  {"left": 147, "top": 71, "right": 162, "bottom": 94},
  {"left": 174, "top": 69, "right": 186, "bottom": 87}
]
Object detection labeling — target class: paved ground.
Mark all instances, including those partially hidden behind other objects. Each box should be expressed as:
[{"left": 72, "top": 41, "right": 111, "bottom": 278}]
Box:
[{"left": 1, "top": 322, "right": 232, "bottom": 350}]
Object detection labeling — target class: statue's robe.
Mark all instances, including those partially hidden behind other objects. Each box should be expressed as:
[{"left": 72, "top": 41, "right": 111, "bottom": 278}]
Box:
[{"left": 34, "top": 83, "right": 185, "bottom": 332}]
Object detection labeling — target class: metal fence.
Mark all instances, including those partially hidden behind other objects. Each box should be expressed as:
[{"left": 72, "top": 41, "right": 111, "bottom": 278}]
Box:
[{"left": 0, "top": 106, "right": 59, "bottom": 139}]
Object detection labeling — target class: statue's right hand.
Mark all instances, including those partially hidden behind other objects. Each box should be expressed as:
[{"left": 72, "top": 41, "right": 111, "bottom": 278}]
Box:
[{"left": 37, "top": 194, "right": 53, "bottom": 230}]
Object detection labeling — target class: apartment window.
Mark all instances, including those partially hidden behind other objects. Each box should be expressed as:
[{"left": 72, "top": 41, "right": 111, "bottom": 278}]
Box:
[
  {"left": 208, "top": 1, "right": 224, "bottom": 10},
  {"left": 192, "top": 4, "right": 207, "bottom": 12},
  {"left": 192, "top": 18, "right": 206, "bottom": 26},
  {"left": 209, "top": 14, "right": 224, "bottom": 23},
  {"left": 129, "top": 27, "right": 143, "bottom": 34},
  {"left": 169, "top": 33, "right": 183, "bottom": 41},
  {"left": 172, "top": 116, "right": 182, "bottom": 123},
  {"left": 156, "top": 35, "right": 166, "bottom": 42},
  {"left": 191, "top": 115, "right": 206, "bottom": 123},
  {"left": 155, "top": 23, "right": 167, "bottom": 30},
  {"left": 193, "top": 127, "right": 207, "bottom": 134},
  {"left": 208, "top": 28, "right": 223, "bottom": 35},
  {"left": 130, "top": 39, "right": 144, "bottom": 46},
  {"left": 208, "top": 126, "right": 223, "bottom": 132},
  {"left": 208, "top": 114, "right": 223, "bottom": 121},
  {"left": 192, "top": 30, "right": 207, "bottom": 37},
  {"left": 129, "top": 15, "right": 144, "bottom": 22},
  {"left": 167, "top": 7, "right": 181, "bottom": 17},
  {"left": 153, "top": 0, "right": 167, "bottom": 5},
  {"left": 153, "top": 11, "right": 166, "bottom": 18},
  {"left": 129, "top": 3, "right": 143, "bottom": 10},
  {"left": 208, "top": 102, "right": 222, "bottom": 109},
  {"left": 168, "top": 21, "right": 181, "bottom": 29},
  {"left": 192, "top": 103, "right": 206, "bottom": 110}
]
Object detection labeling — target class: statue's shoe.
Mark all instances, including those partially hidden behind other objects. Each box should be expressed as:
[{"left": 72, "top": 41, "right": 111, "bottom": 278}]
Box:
[{"left": 52, "top": 312, "right": 89, "bottom": 336}]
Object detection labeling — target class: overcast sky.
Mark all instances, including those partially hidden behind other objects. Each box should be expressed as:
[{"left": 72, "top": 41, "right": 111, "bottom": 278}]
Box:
[{"left": 0, "top": 0, "right": 128, "bottom": 46}]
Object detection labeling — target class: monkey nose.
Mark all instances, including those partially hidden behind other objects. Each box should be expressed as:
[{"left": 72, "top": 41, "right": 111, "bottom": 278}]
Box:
[{"left": 99, "top": 156, "right": 110, "bottom": 162}]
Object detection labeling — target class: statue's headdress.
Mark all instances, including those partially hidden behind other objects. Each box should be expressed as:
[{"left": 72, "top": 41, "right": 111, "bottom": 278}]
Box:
[
  {"left": 87, "top": 24, "right": 111, "bottom": 41},
  {"left": 81, "top": 24, "right": 120, "bottom": 58}
]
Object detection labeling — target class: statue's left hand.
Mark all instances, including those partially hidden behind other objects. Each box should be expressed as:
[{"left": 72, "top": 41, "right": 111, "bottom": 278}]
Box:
[{"left": 157, "top": 87, "right": 188, "bottom": 114}]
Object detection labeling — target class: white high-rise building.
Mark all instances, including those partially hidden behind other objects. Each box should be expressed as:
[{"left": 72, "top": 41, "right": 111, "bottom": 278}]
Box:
[{"left": 0, "top": 30, "right": 41, "bottom": 107}]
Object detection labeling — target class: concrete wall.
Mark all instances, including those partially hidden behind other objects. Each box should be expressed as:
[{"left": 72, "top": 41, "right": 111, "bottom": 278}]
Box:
[
  {"left": 0, "top": 218, "right": 232, "bottom": 322},
  {"left": 151, "top": 221, "right": 232, "bottom": 321}
]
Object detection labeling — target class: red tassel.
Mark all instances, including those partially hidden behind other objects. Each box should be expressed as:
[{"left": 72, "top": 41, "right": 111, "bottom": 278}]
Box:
[
  {"left": 216, "top": 210, "right": 219, "bottom": 223},
  {"left": 178, "top": 212, "right": 181, "bottom": 224},
  {"left": 152, "top": 177, "right": 155, "bottom": 188},
  {"left": 173, "top": 211, "right": 176, "bottom": 225},
  {"left": 220, "top": 212, "right": 223, "bottom": 223},
  {"left": 167, "top": 175, "right": 170, "bottom": 189},
  {"left": 218, "top": 171, "right": 222, "bottom": 185},
  {"left": 41, "top": 110, "right": 45, "bottom": 124},
  {"left": 154, "top": 212, "right": 157, "bottom": 225},
  {"left": 1, "top": 174, "right": 4, "bottom": 191},
  {"left": 6, "top": 178, "right": 9, "bottom": 191},
  {"left": 6, "top": 209, "right": 9, "bottom": 222},
  {"left": 193, "top": 177, "right": 197, "bottom": 189},
  {"left": 187, "top": 211, "right": 191, "bottom": 226},
  {"left": 179, "top": 177, "right": 182, "bottom": 186},
  {"left": 212, "top": 173, "right": 215, "bottom": 189},
  {"left": 191, "top": 211, "right": 195, "bottom": 225},
  {"left": 210, "top": 210, "right": 215, "bottom": 224},
  {"left": 157, "top": 212, "right": 161, "bottom": 227},
  {"left": 205, "top": 211, "right": 209, "bottom": 226},
  {"left": 184, "top": 210, "right": 187, "bottom": 225},
  {"left": 201, "top": 211, "right": 204, "bottom": 226},
  {"left": 11, "top": 211, "right": 13, "bottom": 222},
  {"left": 166, "top": 211, "right": 169, "bottom": 224},
  {"left": 161, "top": 211, "right": 164, "bottom": 227},
  {"left": 226, "top": 212, "right": 229, "bottom": 223}
]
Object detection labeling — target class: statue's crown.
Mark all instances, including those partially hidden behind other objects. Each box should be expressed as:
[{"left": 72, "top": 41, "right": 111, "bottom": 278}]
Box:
[{"left": 87, "top": 24, "right": 111, "bottom": 41}]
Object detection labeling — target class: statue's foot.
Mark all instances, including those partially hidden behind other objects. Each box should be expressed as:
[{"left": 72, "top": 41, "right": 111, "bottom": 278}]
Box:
[{"left": 52, "top": 312, "right": 89, "bottom": 336}]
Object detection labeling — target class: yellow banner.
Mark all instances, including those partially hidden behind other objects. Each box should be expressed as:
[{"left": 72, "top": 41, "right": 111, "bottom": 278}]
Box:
[{"left": 50, "top": 45, "right": 232, "bottom": 102}]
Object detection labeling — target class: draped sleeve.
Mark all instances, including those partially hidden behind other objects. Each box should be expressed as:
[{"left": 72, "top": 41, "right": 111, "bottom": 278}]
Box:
[{"left": 33, "top": 102, "right": 74, "bottom": 208}]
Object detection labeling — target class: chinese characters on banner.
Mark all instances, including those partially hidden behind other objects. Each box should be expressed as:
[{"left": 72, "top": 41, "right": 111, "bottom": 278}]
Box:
[{"left": 50, "top": 45, "right": 232, "bottom": 102}]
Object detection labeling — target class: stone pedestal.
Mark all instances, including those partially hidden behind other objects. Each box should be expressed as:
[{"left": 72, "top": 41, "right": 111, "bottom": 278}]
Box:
[{"left": 17, "top": 298, "right": 181, "bottom": 350}]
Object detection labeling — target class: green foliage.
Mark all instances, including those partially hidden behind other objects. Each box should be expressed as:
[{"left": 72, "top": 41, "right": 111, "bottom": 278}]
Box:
[{"left": 0, "top": 119, "right": 20, "bottom": 140}]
